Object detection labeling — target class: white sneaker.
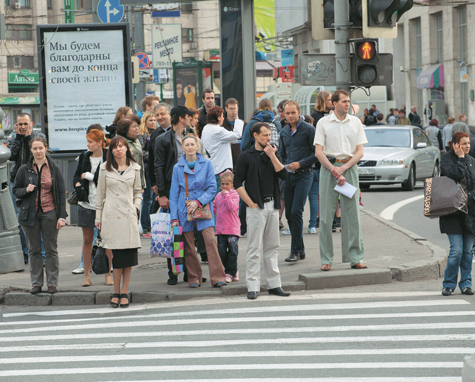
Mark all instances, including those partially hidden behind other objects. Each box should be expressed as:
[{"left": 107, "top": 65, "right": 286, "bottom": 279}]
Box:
[
  {"left": 72, "top": 267, "right": 84, "bottom": 274},
  {"left": 282, "top": 229, "right": 291, "bottom": 235},
  {"left": 307, "top": 227, "right": 317, "bottom": 234}
]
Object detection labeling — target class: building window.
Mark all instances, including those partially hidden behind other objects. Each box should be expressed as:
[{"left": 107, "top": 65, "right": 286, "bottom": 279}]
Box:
[
  {"left": 436, "top": 13, "right": 443, "bottom": 64},
  {"left": 6, "top": 24, "right": 33, "bottom": 40},
  {"left": 182, "top": 28, "right": 193, "bottom": 43},
  {"left": 181, "top": 3, "right": 193, "bottom": 14},
  {"left": 7, "top": 56, "right": 34, "bottom": 69},
  {"left": 76, "top": 0, "right": 92, "bottom": 10},
  {"left": 415, "top": 18, "right": 422, "bottom": 69},
  {"left": 47, "top": 0, "right": 52, "bottom": 9},
  {"left": 5, "top": 0, "right": 31, "bottom": 7},
  {"left": 458, "top": 6, "right": 467, "bottom": 62}
]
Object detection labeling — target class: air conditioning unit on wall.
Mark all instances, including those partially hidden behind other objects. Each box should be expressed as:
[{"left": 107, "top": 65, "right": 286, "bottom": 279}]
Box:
[
  {"left": 190, "top": 42, "right": 198, "bottom": 50},
  {"left": 14, "top": 3, "right": 21, "bottom": 9}
]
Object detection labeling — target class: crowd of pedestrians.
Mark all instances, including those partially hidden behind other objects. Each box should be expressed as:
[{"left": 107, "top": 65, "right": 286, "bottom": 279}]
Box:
[{"left": 11, "top": 86, "right": 472, "bottom": 305}]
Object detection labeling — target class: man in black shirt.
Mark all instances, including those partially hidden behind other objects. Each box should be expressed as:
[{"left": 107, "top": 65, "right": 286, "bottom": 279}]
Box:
[{"left": 234, "top": 122, "right": 290, "bottom": 300}]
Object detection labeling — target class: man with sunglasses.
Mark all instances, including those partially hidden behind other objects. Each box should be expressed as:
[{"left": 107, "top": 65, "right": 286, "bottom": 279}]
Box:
[{"left": 8, "top": 113, "right": 46, "bottom": 264}]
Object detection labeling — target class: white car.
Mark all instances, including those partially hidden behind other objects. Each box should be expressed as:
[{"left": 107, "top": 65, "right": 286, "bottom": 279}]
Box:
[{"left": 358, "top": 126, "right": 441, "bottom": 191}]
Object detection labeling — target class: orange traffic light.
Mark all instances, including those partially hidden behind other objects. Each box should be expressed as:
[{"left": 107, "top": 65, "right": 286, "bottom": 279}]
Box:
[{"left": 356, "top": 41, "right": 376, "bottom": 61}]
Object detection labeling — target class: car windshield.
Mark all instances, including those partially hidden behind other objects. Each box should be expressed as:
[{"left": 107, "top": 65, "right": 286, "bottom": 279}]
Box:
[{"left": 365, "top": 129, "right": 411, "bottom": 148}]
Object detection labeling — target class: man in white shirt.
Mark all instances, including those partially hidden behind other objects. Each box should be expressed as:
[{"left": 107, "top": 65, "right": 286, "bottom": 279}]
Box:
[
  {"left": 314, "top": 89, "right": 368, "bottom": 271},
  {"left": 201, "top": 106, "right": 242, "bottom": 192}
]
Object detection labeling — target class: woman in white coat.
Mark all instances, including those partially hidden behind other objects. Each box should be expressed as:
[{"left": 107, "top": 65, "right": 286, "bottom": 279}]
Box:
[{"left": 95, "top": 136, "right": 142, "bottom": 308}]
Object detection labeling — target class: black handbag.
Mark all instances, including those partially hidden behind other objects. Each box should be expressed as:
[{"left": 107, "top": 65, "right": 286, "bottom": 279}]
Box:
[
  {"left": 67, "top": 189, "right": 78, "bottom": 205},
  {"left": 423, "top": 176, "right": 468, "bottom": 219},
  {"left": 91, "top": 234, "right": 109, "bottom": 275}
]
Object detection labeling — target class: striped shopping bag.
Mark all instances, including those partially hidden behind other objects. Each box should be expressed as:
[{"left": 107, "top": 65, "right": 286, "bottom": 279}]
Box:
[{"left": 171, "top": 226, "right": 185, "bottom": 274}]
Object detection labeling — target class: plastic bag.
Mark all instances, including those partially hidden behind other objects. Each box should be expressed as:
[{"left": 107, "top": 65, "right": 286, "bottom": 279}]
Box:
[
  {"left": 150, "top": 211, "right": 173, "bottom": 258},
  {"left": 424, "top": 176, "right": 468, "bottom": 219}
]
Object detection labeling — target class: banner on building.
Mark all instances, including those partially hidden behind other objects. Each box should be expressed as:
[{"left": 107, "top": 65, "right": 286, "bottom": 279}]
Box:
[
  {"left": 255, "top": 0, "right": 276, "bottom": 52},
  {"left": 37, "top": 23, "right": 132, "bottom": 151},
  {"left": 152, "top": 24, "right": 183, "bottom": 69}
]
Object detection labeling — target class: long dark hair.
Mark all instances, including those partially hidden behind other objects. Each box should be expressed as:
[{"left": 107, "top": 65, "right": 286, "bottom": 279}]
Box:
[{"left": 105, "top": 136, "right": 135, "bottom": 172}]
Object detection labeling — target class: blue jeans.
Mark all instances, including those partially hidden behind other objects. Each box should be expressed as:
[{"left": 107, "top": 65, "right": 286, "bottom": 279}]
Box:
[
  {"left": 284, "top": 170, "right": 314, "bottom": 253},
  {"left": 444, "top": 233, "right": 474, "bottom": 291},
  {"left": 141, "top": 171, "right": 153, "bottom": 232},
  {"left": 307, "top": 169, "right": 320, "bottom": 228},
  {"left": 79, "top": 227, "right": 99, "bottom": 269},
  {"left": 217, "top": 235, "right": 239, "bottom": 276}
]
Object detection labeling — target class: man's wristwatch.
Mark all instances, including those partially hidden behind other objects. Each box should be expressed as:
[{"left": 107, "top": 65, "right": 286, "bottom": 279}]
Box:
[{"left": 59, "top": 218, "right": 66, "bottom": 222}]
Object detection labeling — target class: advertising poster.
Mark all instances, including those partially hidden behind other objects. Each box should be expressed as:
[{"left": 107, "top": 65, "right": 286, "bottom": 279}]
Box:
[
  {"left": 175, "top": 67, "right": 198, "bottom": 109},
  {"left": 255, "top": 0, "right": 276, "bottom": 52},
  {"left": 39, "top": 24, "right": 131, "bottom": 151},
  {"left": 152, "top": 24, "right": 183, "bottom": 69}
]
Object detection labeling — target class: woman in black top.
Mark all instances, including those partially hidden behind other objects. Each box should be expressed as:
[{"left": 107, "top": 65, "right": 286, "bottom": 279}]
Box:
[
  {"left": 311, "top": 90, "right": 332, "bottom": 127},
  {"left": 439, "top": 131, "right": 475, "bottom": 296}
]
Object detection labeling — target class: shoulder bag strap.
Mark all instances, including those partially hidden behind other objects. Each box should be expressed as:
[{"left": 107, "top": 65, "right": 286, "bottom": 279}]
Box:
[{"left": 185, "top": 173, "right": 189, "bottom": 200}]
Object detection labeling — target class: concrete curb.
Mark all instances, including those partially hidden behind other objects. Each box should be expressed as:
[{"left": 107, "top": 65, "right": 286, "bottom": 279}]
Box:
[
  {"left": 1, "top": 210, "right": 447, "bottom": 306},
  {"left": 361, "top": 209, "right": 447, "bottom": 281},
  {"left": 1, "top": 282, "right": 306, "bottom": 306}
]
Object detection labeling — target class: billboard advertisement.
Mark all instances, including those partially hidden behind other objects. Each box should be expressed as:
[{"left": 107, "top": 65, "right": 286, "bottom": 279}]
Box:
[{"left": 37, "top": 23, "right": 132, "bottom": 151}]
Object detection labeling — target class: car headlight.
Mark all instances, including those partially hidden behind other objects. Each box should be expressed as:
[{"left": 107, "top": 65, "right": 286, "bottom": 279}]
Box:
[{"left": 381, "top": 159, "right": 404, "bottom": 166}]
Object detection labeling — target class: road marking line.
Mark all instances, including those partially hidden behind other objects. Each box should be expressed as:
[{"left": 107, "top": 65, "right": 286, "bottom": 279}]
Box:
[
  {"left": 1, "top": 304, "right": 472, "bottom": 334},
  {"left": 0, "top": 348, "right": 473, "bottom": 364},
  {"left": 101, "top": 379, "right": 460, "bottom": 382},
  {"left": 0, "top": 291, "right": 448, "bottom": 319},
  {"left": 1, "top": 334, "right": 475, "bottom": 352},
  {"left": 3, "top": 320, "right": 475, "bottom": 341},
  {"left": 380, "top": 194, "right": 424, "bottom": 220},
  {"left": 1, "top": 299, "right": 467, "bottom": 325},
  {"left": 0, "top": 363, "right": 463, "bottom": 377}
]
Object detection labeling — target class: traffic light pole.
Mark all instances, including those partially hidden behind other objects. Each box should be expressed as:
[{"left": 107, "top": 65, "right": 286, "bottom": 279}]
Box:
[
  {"left": 334, "top": 0, "right": 351, "bottom": 92},
  {"left": 334, "top": 0, "right": 350, "bottom": 263}
]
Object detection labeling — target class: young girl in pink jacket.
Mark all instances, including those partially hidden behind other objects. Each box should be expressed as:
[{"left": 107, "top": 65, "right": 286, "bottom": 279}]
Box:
[{"left": 213, "top": 171, "right": 240, "bottom": 283}]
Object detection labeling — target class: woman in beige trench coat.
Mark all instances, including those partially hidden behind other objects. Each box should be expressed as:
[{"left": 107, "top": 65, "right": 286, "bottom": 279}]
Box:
[{"left": 95, "top": 136, "right": 142, "bottom": 308}]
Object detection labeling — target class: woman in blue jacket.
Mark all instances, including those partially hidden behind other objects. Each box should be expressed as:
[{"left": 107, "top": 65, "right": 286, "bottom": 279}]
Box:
[{"left": 170, "top": 134, "right": 227, "bottom": 288}]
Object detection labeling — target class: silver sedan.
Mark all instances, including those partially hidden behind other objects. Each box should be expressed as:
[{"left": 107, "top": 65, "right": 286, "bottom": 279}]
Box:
[{"left": 358, "top": 126, "right": 441, "bottom": 191}]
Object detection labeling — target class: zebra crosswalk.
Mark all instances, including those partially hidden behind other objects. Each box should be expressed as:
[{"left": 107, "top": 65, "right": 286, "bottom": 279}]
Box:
[{"left": 0, "top": 293, "right": 473, "bottom": 381}]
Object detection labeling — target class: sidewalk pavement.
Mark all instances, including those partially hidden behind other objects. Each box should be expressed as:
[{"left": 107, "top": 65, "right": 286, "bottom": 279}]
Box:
[{"left": 0, "top": 206, "right": 447, "bottom": 306}]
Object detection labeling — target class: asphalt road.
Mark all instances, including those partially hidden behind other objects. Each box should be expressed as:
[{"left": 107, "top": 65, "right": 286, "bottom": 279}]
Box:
[
  {"left": 361, "top": 181, "right": 448, "bottom": 250},
  {"left": 1, "top": 289, "right": 473, "bottom": 381}
]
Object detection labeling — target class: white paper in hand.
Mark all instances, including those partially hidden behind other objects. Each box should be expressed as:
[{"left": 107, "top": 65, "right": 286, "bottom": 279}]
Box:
[{"left": 334, "top": 182, "right": 357, "bottom": 199}]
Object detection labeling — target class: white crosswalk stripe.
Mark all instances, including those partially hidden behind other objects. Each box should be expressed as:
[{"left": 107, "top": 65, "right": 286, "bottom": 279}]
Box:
[{"left": 0, "top": 296, "right": 473, "bottom": 381}]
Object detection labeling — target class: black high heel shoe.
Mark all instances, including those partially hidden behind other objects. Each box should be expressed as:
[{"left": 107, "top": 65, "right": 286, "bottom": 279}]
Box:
[
  {"left": 110, "top": 293, "right": 120, "bottom": 308},
  {"left": 120, "top": 293, "right": 129, "bottom": 308}
]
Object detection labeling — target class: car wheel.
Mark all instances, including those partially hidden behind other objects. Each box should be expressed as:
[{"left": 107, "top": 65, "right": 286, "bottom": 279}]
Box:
[
  {"left": 360, "top": 184, "right": 370, "bottom": 190},
  {"left": 402, "top": 163, "right": 415, "bottom": 191},
  {"left": 432, "top": 161, "right": 439, "bottom": 177}
]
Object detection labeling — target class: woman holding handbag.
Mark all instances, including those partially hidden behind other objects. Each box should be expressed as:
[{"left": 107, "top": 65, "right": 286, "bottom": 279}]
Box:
[
  {"left": 13, "top": 137, "right": 67, "bottom": 294},
  {"left": 169, "top": 134, "right": 227, "bottom": 288},
  {"left": 73, "top": 129, "right": 113, "bottom": 287},
  {"left": 95, "top": 136, "right": 142, "bottom": 308},
  {"left": 440, "top": 131, "right": 475, "bottom": 296}
]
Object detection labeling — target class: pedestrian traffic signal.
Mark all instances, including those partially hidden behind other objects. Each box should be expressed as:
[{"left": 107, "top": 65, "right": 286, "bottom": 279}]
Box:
[
  {"left": 351, "top": 40, "right": 393, "bottom": 87},
  {"left": 353, "top": 40, "right": 378, "bottom": 86}
]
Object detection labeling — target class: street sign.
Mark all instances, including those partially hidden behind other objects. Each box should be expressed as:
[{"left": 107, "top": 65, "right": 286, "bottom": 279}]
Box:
[
  {"left": 153, "top": 69, "right": 169, "bottom": 84},
  {"left": 281, "top": 49, "right": 294, "bottom": 67},
  {"left": 299, "top": 54, "right": 336, "bottom": 86},
  {"left": 135, "top": 52, "right": 150, "bottom": 69},
  {"left": 64, "top": 0, "right": 75, "bottom": 24},
  {"left": 97, "top": 0, "right": 124, "bottom": 23},
  {"left": 152, "top": 3, "right": 181, "bottom": 18}
]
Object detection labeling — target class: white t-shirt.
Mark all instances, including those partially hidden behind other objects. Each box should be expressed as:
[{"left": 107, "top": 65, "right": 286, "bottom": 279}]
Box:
[{"left": 79, "top": 156, "right": 102, "bottom": 210}]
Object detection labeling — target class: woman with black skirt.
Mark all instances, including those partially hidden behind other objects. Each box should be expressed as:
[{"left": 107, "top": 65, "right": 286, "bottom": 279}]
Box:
[{"left": 95, "top": 136, "right": 142, "bottom": 308}]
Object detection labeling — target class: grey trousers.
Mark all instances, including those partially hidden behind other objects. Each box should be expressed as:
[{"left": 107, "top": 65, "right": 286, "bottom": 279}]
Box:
[
  {"left": 22, "top": 209, "right": 59, "bottom": 287},
  {"left": 246, "top": 201, "right": 282, "bottom": 292}
]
